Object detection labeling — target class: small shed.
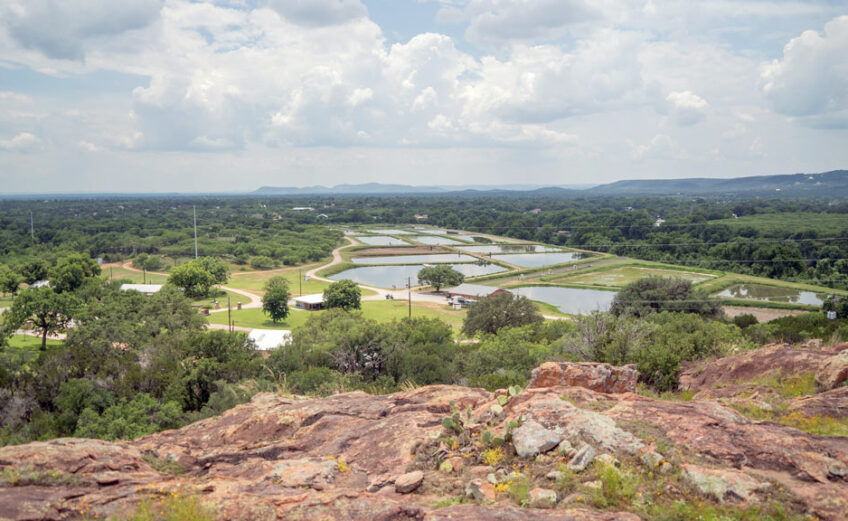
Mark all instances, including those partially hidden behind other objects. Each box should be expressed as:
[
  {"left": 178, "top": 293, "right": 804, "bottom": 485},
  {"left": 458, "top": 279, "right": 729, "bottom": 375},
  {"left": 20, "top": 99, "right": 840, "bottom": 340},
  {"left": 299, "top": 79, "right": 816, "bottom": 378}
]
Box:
[
  {"left": 294, "top": 293, "right": 325, "bottom": 311},
  {"left": 30, "top": 280, "right": 51, "bottom": 289},
  {"left": 445, "top": 283, "right": 506, "bottom": 300},
  {"left": 120, "top": 283, "right": 163, "bottom": 296},
  {"left": 248, "top": 329, "right": 292, "bottom": 351}
]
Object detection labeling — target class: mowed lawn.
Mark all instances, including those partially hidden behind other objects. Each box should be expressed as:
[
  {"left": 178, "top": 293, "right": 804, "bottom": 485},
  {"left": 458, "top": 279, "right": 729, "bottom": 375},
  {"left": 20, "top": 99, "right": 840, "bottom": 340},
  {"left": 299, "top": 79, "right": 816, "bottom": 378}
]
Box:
[
  {"left": 228, "top": 268, "right": 330, "bottom": 295},
  {"left": 101, "top": 265, "right": 169, "bottom": 284},
  {"left": 192, "top": 288, "right": 253, "bottom": 309},
  {"left": 8, "top": 334, "right": 64, "bottom": 350},
  {"left": 4, "top": 335, "right": 64, "bottom": 367},
  {"left": 557, "top": 266, "right": 716, "bottom": 288},
  {"left": 207, "top": 300, "right": 467, "bottom": 331}
]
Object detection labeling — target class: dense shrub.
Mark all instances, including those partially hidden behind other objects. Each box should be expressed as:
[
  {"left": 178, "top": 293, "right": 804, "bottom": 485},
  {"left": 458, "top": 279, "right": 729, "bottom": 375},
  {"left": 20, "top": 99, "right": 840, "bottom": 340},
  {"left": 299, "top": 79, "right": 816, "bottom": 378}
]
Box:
[{"left": 610, "top": 277, "right": 720, "bottom": 318}]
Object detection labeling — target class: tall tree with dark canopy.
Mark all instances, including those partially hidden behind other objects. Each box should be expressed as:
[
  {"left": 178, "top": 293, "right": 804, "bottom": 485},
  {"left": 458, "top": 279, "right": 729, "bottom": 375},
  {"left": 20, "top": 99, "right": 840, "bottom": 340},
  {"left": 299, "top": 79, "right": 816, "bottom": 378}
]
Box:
[
  {"left": 610, "top": 276, "right": 720, "bottom": 318},
  {"left": 7, "top": 287, "right": 78, "bottom": 350},
  {"left": 324, "top": 279, "right": 361, "bottom": 311},
  {"left": 417, "top": 265, "right": 464, "bottom": 293},
  {"left": 50, "top": 254, "right": 101, "bottom": 293},
  {"left": 262, "top": 276, "right": 291, "bottom": 323},
  {"left": 462, "top": 292, "right": 543, "bottom": 336}
]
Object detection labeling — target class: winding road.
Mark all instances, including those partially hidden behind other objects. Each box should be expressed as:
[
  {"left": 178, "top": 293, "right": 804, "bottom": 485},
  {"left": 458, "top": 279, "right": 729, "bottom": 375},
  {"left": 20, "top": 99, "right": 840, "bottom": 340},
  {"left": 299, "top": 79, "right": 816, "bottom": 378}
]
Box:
[{"left": 118, "top": 261, "right": 261, "bottom": 312}]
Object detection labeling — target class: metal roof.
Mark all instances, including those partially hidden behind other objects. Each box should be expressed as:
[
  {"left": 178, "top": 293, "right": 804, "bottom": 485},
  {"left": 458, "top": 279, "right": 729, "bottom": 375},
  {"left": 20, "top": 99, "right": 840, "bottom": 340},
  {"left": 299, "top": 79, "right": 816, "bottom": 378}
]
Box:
[
  {"left": 119, "top": 284, "right": 163, "bottom": 294},
  {"left": 445, "top": 283, "right": 503, "bottom": 297},
  {"left": 294, "top": 293, "right": 325, "bottom": 305},
  {"left": 248, "top": 329, "right": 292, "bottom": 351}
]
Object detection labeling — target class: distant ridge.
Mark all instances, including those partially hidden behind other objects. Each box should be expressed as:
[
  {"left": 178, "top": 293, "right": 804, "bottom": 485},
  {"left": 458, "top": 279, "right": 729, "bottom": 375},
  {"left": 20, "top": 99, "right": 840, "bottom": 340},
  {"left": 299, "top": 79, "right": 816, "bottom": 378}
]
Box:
[
  {"left": 253, "top": 171, "right": 848, "bottom": 197},
  {"left": 253, "top": 183, "right": 595, "bottom": 195},
  {"left": 587, "top": 170, "right": 848, "bottom": 196}
]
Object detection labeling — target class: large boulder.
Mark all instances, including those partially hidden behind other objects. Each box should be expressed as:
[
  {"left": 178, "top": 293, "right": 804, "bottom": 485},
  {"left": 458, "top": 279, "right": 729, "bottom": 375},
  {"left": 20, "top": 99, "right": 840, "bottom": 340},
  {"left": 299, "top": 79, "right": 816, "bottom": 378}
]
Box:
[
  {"left": 679, "top": 342, "right": 848, "bottom": 391},
  {"left": 815, "top": 350, "right": 848, "bottom": 390},
  {"left": 680, "top": 464, "right": 769, "bottom": 503},
  {"left": 787, "top": 386, "right": 848, "bottom": 418},
  {"left": 1, "top": 363, "right": 846, "bottom": 521},
  {"left": 511, "top": 419, "right": 562, "bottom": 458},
  {"left": 529, "top": 362, "right": 638, "bottom": 393}
]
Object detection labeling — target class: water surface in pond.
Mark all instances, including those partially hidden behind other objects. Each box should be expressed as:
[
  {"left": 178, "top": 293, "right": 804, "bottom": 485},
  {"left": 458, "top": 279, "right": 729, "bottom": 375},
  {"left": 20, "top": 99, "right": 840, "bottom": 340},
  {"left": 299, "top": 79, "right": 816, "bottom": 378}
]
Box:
[
  {"left": 413, "top": 236, "right": 468, "bottom": 245},
  {"left": 492, "top": 252, "right": 580, "bottom": 268},
  {"left": 715, "top": 284, "right": 828, "bottom": 306},
  {"left": 366, "top": 229, "right": 414, "bottom": 235},
  {"left": 513, "top": 286, "right": 616, "bottom": 315},
  {"left": 330, "top": 263, "right": 506, "bottom": 288},
  {"left": 352, "top": 253, "right": 479, "bottom": 264},
  {"left": 459, "top": 244, "right": 564, "bottom": 254},
  {"left": 355, "top": 236, "right": 410, "bottom": 246}
]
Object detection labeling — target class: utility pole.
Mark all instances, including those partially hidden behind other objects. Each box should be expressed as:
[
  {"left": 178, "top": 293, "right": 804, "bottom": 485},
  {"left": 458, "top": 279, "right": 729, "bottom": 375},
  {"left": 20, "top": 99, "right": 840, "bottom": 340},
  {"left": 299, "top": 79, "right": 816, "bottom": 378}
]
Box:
[
  {"left": 228, "top": 295, "right": 232, "bottom": 333},
  {"left": 408, "top": 277, "right": 411, "bottom": 319},
  {"left": 193, "top": 206, "right": 198, "bottom": 259},
  {"left": 143, "top": 268, "right": 146, "bottom": 284},
  {"left": 299, "top": 269, "right": 302, "bottom": 296}
]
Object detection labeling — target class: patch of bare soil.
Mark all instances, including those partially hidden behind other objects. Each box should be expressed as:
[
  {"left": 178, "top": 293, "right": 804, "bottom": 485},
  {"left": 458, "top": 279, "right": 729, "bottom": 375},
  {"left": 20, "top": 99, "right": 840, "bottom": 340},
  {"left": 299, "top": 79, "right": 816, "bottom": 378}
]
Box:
[{"left": 723, "top": 306, "right": 807, "bottom": 323}]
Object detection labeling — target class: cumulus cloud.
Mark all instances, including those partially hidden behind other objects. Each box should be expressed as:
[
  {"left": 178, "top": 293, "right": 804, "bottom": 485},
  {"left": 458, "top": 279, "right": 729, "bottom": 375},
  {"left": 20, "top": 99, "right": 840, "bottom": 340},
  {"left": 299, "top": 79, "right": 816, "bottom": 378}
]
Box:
[
  {"left": 463, "top": 0, "right": 601, "bottom": 47},
  {"left": 631, "top": 134, "right": 685, "bottom": 160},
  {"left": 761, "top": 16, "right": 848, "bottom": 126},
  {"left": 0, "top": 132, "right": 39, "bottom": 151},
  {"left": 0, "top": 0, "right": 162, "bottom": 61},
  {"left": 268, "top": 0, "right": 367, "bottom": 27},
  {"left": 666, "top": 90, "right": 709, "bottom": 125}
]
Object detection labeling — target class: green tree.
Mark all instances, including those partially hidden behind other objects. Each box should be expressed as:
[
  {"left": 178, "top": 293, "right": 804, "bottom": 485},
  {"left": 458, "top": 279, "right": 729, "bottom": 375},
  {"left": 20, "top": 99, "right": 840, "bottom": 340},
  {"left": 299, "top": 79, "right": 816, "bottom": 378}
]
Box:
[
  {"left": 250, "top": 256, "right": 275, "bottom": 270},
  {"left": 50, "top": 254, "right": 101, "bottom": 293},
  {"left": 324, "top": 279, "right": 361, "bottom": 311},
  {"left": 7, "top": 287, "right": 78, "bottom": 350},
  {"left": 195, "top": 257, "right": 230, "bottom": 285},
  {"left": 168, "top": 262, "right": 216, "bottom": 298},
  {"left": 610, "top": 277, "right": 720, "bottom": 318},
  {"left": 462, "top": 292, "right": 543, "bottom": 336},
  {"left": 18, "top": 259, "right": 50, "bottom": 284},
  {"left": 133, "top": 253, "right": 163, "bottom": 272},
  {"left": 0, "top": 264, "right": 22, "bottom": 295},
  {"left": 262, "top": 276, "right": 291, "bottom": 323},
  {"left": 417, "top": 265, "right": 464, "bottom": 293},
  {"left": 74, "top": 393, "right": 183, "bottom": 441}
]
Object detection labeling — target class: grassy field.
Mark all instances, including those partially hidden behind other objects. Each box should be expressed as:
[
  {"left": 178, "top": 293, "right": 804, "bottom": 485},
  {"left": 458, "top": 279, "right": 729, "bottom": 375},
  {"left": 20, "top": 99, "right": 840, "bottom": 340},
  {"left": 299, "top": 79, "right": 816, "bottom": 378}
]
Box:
[
  {"left": 207, "top": 299, "right": 467, "bottom": 331},
  {"left": 192, "top": 288, "right": 252, "bottom": 309},
  {"left": 7, "top": 335, "right": 64, "bottom": 350},
  {"left": 559, "top": 266, "right": 716, "bottom": 288},
  {"left": 101, "top": 265, "right": 169, "bottom": 284},
  {"left": 710, "top": 212, "right": 848, "bottom": 235},
  {"left": 228, "top": 267, "right": 329, "bottom": 295}
]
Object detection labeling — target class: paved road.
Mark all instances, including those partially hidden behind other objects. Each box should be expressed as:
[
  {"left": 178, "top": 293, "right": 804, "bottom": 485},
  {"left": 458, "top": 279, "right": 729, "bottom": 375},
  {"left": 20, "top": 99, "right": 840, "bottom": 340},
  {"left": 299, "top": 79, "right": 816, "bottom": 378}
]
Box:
[
  {"left": 208, "top": 285, "right": 262, "bottom": 313},
  {"left": 118, "top": 260, "right": 262, "bottom": 313}
]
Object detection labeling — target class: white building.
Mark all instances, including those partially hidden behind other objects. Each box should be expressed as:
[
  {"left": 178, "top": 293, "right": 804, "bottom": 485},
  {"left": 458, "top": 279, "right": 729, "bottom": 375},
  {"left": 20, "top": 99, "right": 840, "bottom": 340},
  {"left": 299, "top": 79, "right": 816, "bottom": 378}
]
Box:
[
  {"left": 294, "top": 293, "right": 325, "bottom": 311},
  {"left": 247, "top": 329, "right": 292, "bottom": 351},
  {"left": 120, "top": 283, "right": 163, "bottom": 296}
]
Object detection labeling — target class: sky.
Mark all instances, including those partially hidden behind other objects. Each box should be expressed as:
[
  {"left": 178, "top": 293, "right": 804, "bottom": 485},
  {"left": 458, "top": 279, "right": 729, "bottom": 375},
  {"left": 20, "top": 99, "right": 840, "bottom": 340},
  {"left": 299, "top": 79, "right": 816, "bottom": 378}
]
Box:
[{"left": 1, "top": 0, "right": 847, "bottom": 193}]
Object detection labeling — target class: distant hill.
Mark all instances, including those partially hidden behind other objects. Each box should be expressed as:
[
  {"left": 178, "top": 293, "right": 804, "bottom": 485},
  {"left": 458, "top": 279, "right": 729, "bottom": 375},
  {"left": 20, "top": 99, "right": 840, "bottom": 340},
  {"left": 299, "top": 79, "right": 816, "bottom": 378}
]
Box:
[
  {"left": 253, "top": 183, "right": 594, "bottom": 195},
  {"left": 587, "top": 170, "right": 848, "bottom": 197},
  {"left": 253, "top": 171, "right": 848, "bottom": 198}
]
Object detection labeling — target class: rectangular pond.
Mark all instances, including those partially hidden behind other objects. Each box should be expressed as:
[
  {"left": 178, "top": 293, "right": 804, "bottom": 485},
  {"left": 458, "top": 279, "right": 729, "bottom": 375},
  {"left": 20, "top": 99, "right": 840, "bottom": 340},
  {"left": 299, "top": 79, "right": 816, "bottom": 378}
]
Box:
[
  {"left": 330, "top": 263, "right": 506, "bottom": 288},
  {"left": 355, "top": 236, "right": 410, "bottom": 246},
  {"left": 492, "top": 252, "right": 580, "bottom": 268},
  {"left": 367, "top": 229, "right": 414, "bottom": 235},
  {"left": 413, "top": 236, "right": 469, "bottom": 245},
  {"left": 715, "top": 284, "right": 828, "bottom": 306},
  {"left": 459, "top": 244, "right": 564, "bottom": 254},
  {"left": 512, "top": 286, "right": 617, "bottom": 315},
  {"left": 352, "top": 253, "right": 480, "bottom": 265}
]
